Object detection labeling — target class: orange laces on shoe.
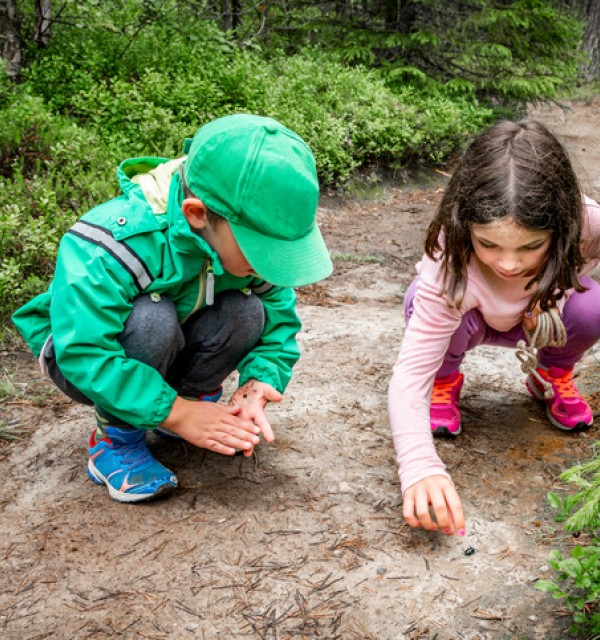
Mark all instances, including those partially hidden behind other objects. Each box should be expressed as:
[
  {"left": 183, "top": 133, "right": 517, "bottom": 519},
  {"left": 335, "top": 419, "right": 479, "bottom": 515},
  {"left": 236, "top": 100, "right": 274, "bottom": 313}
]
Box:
[
  {"left": 542, "top": 369, "right": 582, "bottom": 400},
  {"left": 431, "top": 377, "right": 460, "bottom": 404}
]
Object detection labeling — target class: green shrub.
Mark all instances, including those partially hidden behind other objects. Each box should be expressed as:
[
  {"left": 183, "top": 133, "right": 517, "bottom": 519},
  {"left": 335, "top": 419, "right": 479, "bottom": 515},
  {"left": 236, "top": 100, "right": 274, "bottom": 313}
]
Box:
[
  {"left": 536, "top": 445, "right": 600, "bottom": 637},
  {"left": 260, "top": 50, "right": 493, "bottom": 184},
  {"left": 1, "top": 17, "right": 495, "bottom": 322},
  {"left": 0, "top": 82, "right": 125, "bottom": 327}
]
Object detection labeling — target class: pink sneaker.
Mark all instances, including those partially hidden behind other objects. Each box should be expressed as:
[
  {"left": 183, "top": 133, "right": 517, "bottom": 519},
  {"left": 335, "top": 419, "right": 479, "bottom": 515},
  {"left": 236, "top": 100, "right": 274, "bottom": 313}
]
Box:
[
  {"left": 430, "top": 371, "right": 464, "bottom": 436},
  {"left": 526, "top": 367, "right": 593, "bottom": 431}
]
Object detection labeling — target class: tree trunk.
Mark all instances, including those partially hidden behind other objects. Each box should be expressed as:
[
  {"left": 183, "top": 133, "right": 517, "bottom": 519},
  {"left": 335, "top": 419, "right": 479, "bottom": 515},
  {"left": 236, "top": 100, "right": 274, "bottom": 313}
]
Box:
[
  {"left": 34, "top": 0, "right": 52, "bottom": 48},
  {"left": 232, "top": 0, "right": 241, "bottom": 31},
  {"left": 582, "top": 0, "right": 600, "bottom": 80},
  {"left": 0, "top": 0, "right": 21, "bottom": 79},
  {"left": 221, "top": 0, "right": 232, "bottom": 31}
]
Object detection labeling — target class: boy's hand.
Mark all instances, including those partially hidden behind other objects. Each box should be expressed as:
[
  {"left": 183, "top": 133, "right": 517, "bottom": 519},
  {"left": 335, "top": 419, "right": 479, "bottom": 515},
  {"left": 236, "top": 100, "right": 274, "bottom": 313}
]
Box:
[
  {"left": 402, "top": 475, "right": 466, "bottom": 535},
  {"left": 161, "top": 397, "right": 261, "bottom": 456},
  {"left": 229, "top": 380, "right": 282, "bottom": 451}
]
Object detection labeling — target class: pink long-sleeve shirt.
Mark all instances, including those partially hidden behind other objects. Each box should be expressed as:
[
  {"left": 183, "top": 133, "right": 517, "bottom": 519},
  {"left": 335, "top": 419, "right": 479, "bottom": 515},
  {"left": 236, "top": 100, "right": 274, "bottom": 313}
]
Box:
[{"left": 388, "top": 196, "right": 600, "bottom": 493}]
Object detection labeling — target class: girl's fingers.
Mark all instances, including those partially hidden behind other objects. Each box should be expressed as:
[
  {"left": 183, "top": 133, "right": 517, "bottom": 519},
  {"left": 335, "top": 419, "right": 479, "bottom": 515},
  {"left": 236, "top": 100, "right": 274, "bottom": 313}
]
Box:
[
  {"left": 402, "top": 476, "right": 465, "bottom": 534},
  {"left": 402, "top": 492, "right": 420, "bottom": 528},
  {"left": 415, "top": 489, "right": 438, "bottom": 531},
  {"left": 444, "top": 485, "right": 466, "bottom": 535},
  {"left": 429, "top": 488, "right": 452, "bottom": 532}
]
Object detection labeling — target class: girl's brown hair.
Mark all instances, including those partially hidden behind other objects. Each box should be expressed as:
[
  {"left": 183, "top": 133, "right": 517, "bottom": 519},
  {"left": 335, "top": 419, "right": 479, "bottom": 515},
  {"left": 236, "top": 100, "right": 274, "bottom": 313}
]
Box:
[{"left": 425, "top": 119, "right": 585, "bottom": 311}]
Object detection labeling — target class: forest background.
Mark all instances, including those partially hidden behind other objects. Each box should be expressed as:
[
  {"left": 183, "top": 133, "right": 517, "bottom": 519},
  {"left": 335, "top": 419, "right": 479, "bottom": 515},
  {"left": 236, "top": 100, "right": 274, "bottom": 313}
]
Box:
[{"left": 0, "top": 0, "right": 599, "bottom": 635}]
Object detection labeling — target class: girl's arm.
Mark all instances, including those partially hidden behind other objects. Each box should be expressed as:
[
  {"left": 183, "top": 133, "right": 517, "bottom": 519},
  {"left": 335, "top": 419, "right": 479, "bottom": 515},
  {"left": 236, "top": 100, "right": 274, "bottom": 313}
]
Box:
[{"left": 388, "top": 255, "right": 466, "bottom": 531}]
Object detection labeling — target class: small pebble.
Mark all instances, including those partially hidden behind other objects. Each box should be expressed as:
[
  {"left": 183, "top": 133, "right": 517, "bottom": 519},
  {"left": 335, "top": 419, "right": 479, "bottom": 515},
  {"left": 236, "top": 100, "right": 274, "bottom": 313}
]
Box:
[
  {"left": 376, "top": 567, "right": 387, "bottom": 575},
  {"left": 464, "top": 546, "right": 476, "bottom": 556}
]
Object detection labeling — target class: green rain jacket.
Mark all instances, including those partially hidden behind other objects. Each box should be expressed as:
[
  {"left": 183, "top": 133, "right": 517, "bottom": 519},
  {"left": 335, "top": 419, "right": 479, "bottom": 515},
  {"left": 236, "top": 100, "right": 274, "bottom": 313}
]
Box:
[{"left": 12, "top": 157, "right": 301, "bottom": 429}]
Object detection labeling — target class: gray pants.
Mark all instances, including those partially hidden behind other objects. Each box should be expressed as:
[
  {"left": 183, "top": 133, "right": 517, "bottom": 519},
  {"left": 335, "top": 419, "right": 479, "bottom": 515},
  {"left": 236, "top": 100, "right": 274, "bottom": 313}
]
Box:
[{"left": 44, "top": 290, "right": 265, "bottom": 426}]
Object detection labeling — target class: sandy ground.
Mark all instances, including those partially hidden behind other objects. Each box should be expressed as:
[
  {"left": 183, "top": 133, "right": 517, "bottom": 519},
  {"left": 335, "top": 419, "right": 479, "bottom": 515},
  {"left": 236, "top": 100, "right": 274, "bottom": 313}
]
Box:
[{"left": 1, "top": 97, "right": 599, "bottom": 640}]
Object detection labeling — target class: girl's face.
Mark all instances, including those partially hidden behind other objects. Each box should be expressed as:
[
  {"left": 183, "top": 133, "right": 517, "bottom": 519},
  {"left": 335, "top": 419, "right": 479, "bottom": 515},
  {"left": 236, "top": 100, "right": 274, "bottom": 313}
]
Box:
[{"left": 470, "top": 217, "right": 551, "bottom": 280}]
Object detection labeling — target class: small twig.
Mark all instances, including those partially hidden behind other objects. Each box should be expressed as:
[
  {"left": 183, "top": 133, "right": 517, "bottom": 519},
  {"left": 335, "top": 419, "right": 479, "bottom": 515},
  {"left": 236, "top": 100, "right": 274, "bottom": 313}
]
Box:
[
  {"left": 171, "top": 600, "right": 204, "bottom": 619},
  {"left": 471, "top": 608, "right": 504, "bottom": 621}
]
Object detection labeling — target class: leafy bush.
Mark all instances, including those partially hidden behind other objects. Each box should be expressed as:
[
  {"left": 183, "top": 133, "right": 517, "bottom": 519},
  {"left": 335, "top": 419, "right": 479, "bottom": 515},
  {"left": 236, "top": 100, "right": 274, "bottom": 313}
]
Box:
[
  {"left": 259, "top": 50, "right": 493, "bottom": 184},
  {"left": 536, "top": 445, "right": 600, "bottom": 637},
  {"left": 320, "top": 0, "right": 584, "bottom": 105},
  {"left": 537, "top": 544, "right": 600, "bottom": 636},
  {"left": 1, "top": 11, "right": 494, "bottom": 324},
  {"left": 23, "top": 32, "right": 494, "bottom": 184},
  {"left": 0, "top": 79, "right": 123, "bottom": 326}
]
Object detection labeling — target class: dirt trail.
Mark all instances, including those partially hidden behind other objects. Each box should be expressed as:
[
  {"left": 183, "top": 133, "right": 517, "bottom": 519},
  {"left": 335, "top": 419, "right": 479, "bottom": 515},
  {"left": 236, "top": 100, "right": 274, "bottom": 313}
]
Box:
[{"left": 1, "top": 99, "right": 599, "bottom": 640}]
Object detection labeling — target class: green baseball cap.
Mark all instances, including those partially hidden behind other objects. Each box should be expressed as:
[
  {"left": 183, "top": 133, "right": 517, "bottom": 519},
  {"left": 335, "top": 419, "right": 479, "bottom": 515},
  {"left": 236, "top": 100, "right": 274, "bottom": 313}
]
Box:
[{"left": 183, "top": 114, "right": 332, "bottom": 287}]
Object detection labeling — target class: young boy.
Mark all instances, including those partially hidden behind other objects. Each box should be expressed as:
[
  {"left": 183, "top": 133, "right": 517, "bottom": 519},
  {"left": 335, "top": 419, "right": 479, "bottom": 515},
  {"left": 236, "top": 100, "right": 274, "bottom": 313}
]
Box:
[{"left": 12, "top": 114, "right": 333, "bottom": 503}]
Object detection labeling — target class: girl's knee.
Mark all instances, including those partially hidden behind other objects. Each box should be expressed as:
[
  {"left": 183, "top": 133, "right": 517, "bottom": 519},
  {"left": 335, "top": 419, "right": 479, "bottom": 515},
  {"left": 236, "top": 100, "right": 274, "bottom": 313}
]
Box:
[{"left": 563, "top": 278, "right": 600, "bottom": 340}]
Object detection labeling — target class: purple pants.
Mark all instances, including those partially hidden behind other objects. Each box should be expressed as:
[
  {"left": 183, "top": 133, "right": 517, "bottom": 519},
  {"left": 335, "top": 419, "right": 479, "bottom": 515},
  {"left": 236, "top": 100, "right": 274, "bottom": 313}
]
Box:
[{"left": 404, "top": 275, "right": 600, "bottom": 377}]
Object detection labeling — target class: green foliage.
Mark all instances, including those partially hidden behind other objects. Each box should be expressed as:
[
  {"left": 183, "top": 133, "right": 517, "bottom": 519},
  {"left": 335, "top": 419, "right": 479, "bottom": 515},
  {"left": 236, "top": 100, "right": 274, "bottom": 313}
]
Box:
[
  {"left": 448, "top": 0, "right": 585, "bottom": 102},
  {"left": 536, "top": 544, "right": 600, "bottom": 636},
  {"left": 22, "top": 26, "right": 494, "bottom": 184},
  {"left": 322, "top": 0, "right": 584, "bottom": 106},
  {"left": 548, "top": 451, "right": 600, "bottom": 533},
  {"left": 536, "top": 444, "right": 600, "bottom": 636},
  {"left": 0, "top": 78, "right": 122, "bottom": 325},
  {"left": 0, "top": 0, "right": 539, "bottom": 322},
  {"left": 257, "top": 51, "right": 493, "bottom": 184}
]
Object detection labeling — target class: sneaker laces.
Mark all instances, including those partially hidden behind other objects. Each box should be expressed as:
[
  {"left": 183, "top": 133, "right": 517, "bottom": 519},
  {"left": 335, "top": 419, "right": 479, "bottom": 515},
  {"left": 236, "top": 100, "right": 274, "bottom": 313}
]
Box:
[
  {"left": 431, "top": 376, "right": 460, "bottom": 404},
  {"left": 545, "top": 369, "right": 582, "bottom": 401},
  {"left": 111, "top": 436, "right": 154, "bottom": 470},
  {"left": 515, "top": 308, "right": 567, "bottom": 399}
]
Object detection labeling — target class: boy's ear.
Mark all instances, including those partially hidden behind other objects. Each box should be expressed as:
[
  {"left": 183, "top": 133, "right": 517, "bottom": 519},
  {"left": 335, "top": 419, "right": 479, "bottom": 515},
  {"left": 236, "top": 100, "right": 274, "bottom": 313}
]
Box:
[{"left": 182, "top": 197, "right": 208, "bottom": 230}]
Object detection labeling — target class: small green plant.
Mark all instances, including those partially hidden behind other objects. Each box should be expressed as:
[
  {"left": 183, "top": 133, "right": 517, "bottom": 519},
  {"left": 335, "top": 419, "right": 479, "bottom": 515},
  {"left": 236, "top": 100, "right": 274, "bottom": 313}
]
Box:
[
  {"left": 536, "top": 543, "right": 600, "bottom": 634},
  {"left": 536, "top": 443, "right": 600, "bottom": 637},
  {"left": 0, "top": 376, "right": 19, "bottom": 402}
]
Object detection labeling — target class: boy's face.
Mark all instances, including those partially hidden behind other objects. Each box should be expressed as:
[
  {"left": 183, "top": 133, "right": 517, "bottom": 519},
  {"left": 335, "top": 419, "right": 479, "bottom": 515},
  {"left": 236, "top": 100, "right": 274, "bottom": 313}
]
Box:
[{"left": 182, "top": 198, "right": 257, "bottom": 278}]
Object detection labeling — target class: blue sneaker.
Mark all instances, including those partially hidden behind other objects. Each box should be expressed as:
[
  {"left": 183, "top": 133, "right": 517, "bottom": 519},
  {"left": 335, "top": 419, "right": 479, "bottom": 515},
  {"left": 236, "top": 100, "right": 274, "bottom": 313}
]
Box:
[
  {"left": 88, "top": 426, "right": 178, "bottom": 503},
  {"left": 155, "top": 387, "right": 224, "bottom": 440}
]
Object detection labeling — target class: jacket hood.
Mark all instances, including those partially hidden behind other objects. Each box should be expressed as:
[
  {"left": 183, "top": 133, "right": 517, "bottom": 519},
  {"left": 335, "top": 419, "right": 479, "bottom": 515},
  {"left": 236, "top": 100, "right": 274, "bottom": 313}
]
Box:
[
  {"left": 117, "top": 157, "right": 183, "bottom": 215},
  {"left": 115, "top": 156, "right": 224, "bottom": 275}
]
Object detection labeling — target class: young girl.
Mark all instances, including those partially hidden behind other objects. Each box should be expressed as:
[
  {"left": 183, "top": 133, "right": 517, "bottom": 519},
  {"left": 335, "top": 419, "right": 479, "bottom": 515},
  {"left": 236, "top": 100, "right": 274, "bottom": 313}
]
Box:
[{"left": 388, "top": 119, "right": 600, "bottom": 535}]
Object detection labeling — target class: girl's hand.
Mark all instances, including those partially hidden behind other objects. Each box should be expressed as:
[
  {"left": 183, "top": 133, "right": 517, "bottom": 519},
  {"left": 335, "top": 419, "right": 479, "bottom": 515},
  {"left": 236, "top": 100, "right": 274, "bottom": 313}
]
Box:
[
  {"left": 229, "top": 380, "right": 282, "bottom": 450},
  {"left": 402, "top": 475, "right": 466, "bottom": 535},
  {"left": 523, "top": 302, "right": 544, "bottom": 332}
]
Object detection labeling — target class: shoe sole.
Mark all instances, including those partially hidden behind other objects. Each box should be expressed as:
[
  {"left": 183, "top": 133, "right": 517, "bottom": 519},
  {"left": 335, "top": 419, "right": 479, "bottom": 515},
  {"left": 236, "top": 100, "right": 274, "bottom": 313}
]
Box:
[
  {"left": 87, "top": 460, "right": 177, "bottom": 503},
  {"left": 526, "top": 380, "right": 593, "bottom": 432},
  {"left": 431, "top": 425, "right": 462, "bottom": 437}
]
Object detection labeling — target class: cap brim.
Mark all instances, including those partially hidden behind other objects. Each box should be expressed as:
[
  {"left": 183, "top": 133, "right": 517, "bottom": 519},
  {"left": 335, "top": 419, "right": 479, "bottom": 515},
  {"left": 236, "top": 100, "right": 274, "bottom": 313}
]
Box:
[{"left": 231, "top": 222, "right": 333, "bottom": 288}]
